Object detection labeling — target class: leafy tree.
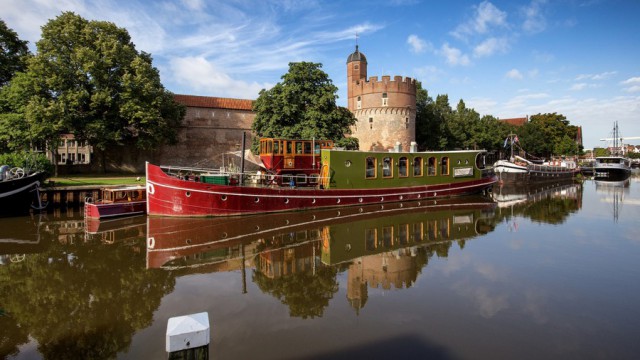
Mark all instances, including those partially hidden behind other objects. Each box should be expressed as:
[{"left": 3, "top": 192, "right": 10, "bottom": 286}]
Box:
[
  {"left": 0, "top": 19, "right": 30, "bottom": 88},
  {"left": 21, "top": 12, "right": 184, "bottom": 172},
  {"left": 415, "top": 84, "right": 451, "bottom": 150},
  {"left": 251, "top": 62, "right": 356, "bottom": 152}
]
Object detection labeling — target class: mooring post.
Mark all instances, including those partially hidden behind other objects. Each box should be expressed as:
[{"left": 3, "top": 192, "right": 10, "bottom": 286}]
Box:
[{"left": 166, "top": 312, "right": 210, "bottom": 359}]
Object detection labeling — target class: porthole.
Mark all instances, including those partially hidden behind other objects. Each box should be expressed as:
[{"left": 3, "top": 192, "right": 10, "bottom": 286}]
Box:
[
  {"left": 345, "top": 160, "right": 352, "bottom": 167},
  {"left": 359, "top": 197, "right": 363, "bottom": 203},
  {"left": 337, "top": 198, "right": 341, "bottom": 204},
  {"left": 400, "top": 203, "right": 403, "bottom": 208},
  {"left": 312, "top": 215, "right": 316, "bottom": 220},
  {"left": 380, "top": 197, "right": 384, "bottom": 202},
  {"left": 417, "top": 194, "right": 421, "bottom": 198},
  {"left": 285, "top": 220, "right": 290, "bottom": 225},
  {"left": 399, "top": 195, "right": 403, "bottom": 200},
  {"left": 311, "top": 199, "right": 316, "bottom": 204},
  {"left": 185, "top": 191, "right": 191, "bottom": 197},
  {"left": 221, "top": 195, "right": 227, "bottom": 201},
  {"left": 221, "top": 232, "right": 228, "bottom": 238},
  {"left": 337, "top": 211, "right": 341, "bottom": 216},
  {"left": 255, "top": 225, "right": 260, "bottom": 231},
  {"left": 254, "top": 197, "right": 260, "bottom": 203},
  {"left": 284, "top": 198, "right": 289, "bottom": 204},
  {"left": 345, "top": 244, "right": 352, "bottom": 251},
  {"left": 465, "top": 159, "right": 469, "bottom": 164},
  {"left": 457, "top": 160, "right": 461, "bottom": 164},
  {"left": 186, "top": 239, "right": 192, "bottom": 245},
  {"left": 359, "top": 208, "right": 363, "bottom": 213}
]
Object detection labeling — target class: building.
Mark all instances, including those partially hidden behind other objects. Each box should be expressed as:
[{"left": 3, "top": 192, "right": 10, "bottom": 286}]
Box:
[{"left": 346, "top": 46, "right": 417, "bottom": 151}]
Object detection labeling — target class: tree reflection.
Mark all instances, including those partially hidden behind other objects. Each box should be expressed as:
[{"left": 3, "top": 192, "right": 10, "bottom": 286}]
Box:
[
  {"left": 0, "top": 236, "right": 175, "bottom": 358},
  {"left": 253, "top": 264, "right": 338, "bottom": 319}
]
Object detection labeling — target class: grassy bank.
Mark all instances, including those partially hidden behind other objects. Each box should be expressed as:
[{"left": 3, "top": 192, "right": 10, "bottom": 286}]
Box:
[{"left": 48, "top": 175, "right": 145, "bottom": 187}]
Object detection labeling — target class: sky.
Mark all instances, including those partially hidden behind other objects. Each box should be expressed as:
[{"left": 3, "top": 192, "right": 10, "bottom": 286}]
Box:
[{"left": 2, "top": 0, "right": 639, "bottom": 149}]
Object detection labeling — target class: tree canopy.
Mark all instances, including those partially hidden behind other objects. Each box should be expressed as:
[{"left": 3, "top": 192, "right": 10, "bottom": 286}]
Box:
[
  {"left": 251, "top": 61, "right": 356, "bottom": 151},
  {"left": 0, "top": 12, "right": 184, "bottom": 163},
  {"left": 0, "top": 19, "right": 30, "bottom": 88}
]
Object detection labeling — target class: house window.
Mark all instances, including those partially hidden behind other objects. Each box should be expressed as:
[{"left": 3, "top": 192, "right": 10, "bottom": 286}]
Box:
[
  {"left": 441, "top": 157, "right": 450, "bottom": 176},
  {"left": 399, "top": 157, "right": 408, "bottom": 177},
  {"left": 366, "top": 157, "right": 377, "bottom": 179},
  {"left": 413, "top": 157, "right": 423, "bottom": 176},
  {"left": 357, "top": 96, "right": 362, "bottom": 109},
  {"left": 428, "top": 157, "right": 437, "bottom": 176},
  {"left": 382, "top": 93, "right": 388, "bottom": 106},
  {"left": 382, "top": 157, "right": 393, "bottom": 178}
]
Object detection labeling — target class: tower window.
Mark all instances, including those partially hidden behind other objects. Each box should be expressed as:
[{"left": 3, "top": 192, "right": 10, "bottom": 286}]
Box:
[
  {"left": 357, "top": 96, "right": 362, "bottom": 109},
  {"left": 355, "top": 64, "right": 359, "bottom": 70},
  {"left": 382, "top": 93, "right": 388, "bottom": 107}
]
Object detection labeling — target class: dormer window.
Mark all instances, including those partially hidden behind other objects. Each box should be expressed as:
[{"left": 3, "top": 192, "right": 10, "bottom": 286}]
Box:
[{"left": 382, "top": 93, "right": 388, "bottom": 107}]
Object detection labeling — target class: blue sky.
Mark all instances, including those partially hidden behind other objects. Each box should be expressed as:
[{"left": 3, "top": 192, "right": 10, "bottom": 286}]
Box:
[{"left": 2, "top": 0, "right": 639, "bottom": 149}]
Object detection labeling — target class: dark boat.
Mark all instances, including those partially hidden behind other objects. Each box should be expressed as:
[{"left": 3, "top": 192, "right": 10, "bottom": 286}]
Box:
[
  {"left": 0, "top": 165, "right": 48, "bottom": 217},
  {"left": 84, "top": 186, "right": 146, "bottom": 219},
  {"left": 594, "top": 122, "right": 631, "bottom": 181}
]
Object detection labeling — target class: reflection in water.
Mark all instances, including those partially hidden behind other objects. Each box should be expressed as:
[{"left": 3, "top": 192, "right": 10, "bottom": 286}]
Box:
[
  {"left": 0, "top": 210, "right": 173, "bottom": 359},
  {"left": 147, "top": 196, "right": 498, "bottom": 317},
  {"left": 0, "top": 185, "right": 592, "bottom": 358},
  {"left": 595, "top": 178, "right": 630, "bottom": 222},
  {"left": 492, "top": 180, "right": 583, "bottom": 225}
]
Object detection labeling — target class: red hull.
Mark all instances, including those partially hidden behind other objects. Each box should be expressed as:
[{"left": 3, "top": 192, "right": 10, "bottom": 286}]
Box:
[
  {"left": 85, "top": 201, "right": 146, "bottom": 219},
  {"left": 146, "top": 162, "right": 497, "bottom": 217}
]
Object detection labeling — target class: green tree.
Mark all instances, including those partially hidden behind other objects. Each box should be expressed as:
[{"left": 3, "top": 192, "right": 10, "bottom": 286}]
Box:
[
  {"left": 0, "top": 19, "right": 30, "bottom": 88},
  {"left": 22, "top": 12, "right": 184, "bottom": 172},
  {"left": 251, "top": 62, "right": 356, "bottom": 152}
]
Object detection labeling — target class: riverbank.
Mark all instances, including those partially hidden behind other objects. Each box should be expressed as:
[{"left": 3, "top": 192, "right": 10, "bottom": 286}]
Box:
[{"left": 48, "top": 175, "right": 145, "bottom": 187}]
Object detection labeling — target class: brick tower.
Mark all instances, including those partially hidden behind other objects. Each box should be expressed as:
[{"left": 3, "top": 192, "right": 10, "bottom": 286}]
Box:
[{"left": 346, "top": 46, "right": 417, "bottom": 151}]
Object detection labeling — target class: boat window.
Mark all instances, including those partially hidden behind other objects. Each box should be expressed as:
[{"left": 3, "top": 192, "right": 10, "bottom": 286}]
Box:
[
  {"left": 366, "top": 157, "right": 377, "bottom": 179},
  {"left": 382, "top": 157, "right": 393, "bottom": 178},
  {"left": 267, "top": 140, "right": 273, "bottom": 154},
  {"left": 428, "top": 157, "right": 437, "bottom": 176},
  {"left": 296, "top": 142, "right": 303, "bottom": 154},
  {"left": 314, "top": 144, "right": 321, "bottom": 154},
  {"left": 413, "top": 157, "right": 423, "bottom": 176},
  {"left": 296, "top": 174, "right": 307, "bottom": 184},
  {"left": 365, "top": 228, "right": 377, "bottom": 250},
  {"left": 399, "top": 224, "right": 409, "bottom": 245},
  {"left": 475, "top": 153, "right": 485, "bottom": 169},
  {"left": 399, "top": 157, "right": 408, "bottom": 177},
  {"left": 382, "top": 226, "right": 393, "bottom": 247},
  {"left": 308, "top": 174, "right": 319, "bottom": 184},
  {"left": 285, "top": 141, "right": 293, "bottom": 155},
  {"left": 274, "top": 141, "right": 280, "bottom": 155},
  {"left": 441, "top": 157, "right": 450, "bottom": 176},
  {"left": 412, "top": 223, "right": 423, "bottom": 242},
  {"left": 304, "top": 142, "right": 312, "bottom": 154}
]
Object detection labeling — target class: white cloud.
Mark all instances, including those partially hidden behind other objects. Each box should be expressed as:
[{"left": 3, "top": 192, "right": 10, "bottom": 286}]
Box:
[
  {"left": 440, "top": 43, "right": 471, "bottom": 66},
  {"left": 169, "top": 56, "right": 270, "bottom": 99},
  {"left": 452, "top": 1, "right": 508, "bottom": 40},
  {"left": 474, "top": 37, "right": 509, "bottom": 57},
  {"left": 522, "top": 0, "right": 547, "bottom": 34},
  {"left": 570, "top": 83, "right": 588, "bottom": 91},
  {"left": 621, "top": 77, "right": 640, "bottom": 85},
  {"left": 576, "top": 71, "right": 617, "bottom": 81},
  {"left": 407, "top": 34, "right": 430, "bottom": 53},
  {"left": 624, "top": 85, "right": 640, "bottom": 93},
  {"left": 506, "top": 69, "right": 523, "bottom": 80}
]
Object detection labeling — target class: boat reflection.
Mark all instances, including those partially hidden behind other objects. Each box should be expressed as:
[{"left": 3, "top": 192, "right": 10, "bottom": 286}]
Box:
[
  {"left": 491, "top": 180, "right": 583, "bottom": 225},
  {"left": 84, "top": 215, "right": 147, "bottom": 243},
  {"left": 595, "top": 178, "right": 630, "bottom": 222}
]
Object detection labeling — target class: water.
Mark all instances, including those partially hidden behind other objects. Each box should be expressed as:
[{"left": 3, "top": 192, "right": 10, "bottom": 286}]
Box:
[{"left": 1, "top": 177, "right": 639, "bottom": 359}]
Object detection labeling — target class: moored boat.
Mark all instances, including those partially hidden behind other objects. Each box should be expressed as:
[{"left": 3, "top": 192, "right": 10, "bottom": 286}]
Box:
[
  {"left": 84, "top": 186, "right": 146, "bottom": 219},
  {"left": 146, "top": 138, "right": 497, "bottom": 217},
  {"left": 0, "top": 165, "right": 48, "bottom": 217},
  {"left": 494, "top": 134, "right": 580, "bottom": 183},
  {"left": 594, "top": 122, "right": 631, "bottom": 181}
]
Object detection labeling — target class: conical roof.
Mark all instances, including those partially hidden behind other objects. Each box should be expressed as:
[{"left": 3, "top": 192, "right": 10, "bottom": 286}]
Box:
[{"left": 346, "top": 45, "right": 367, "bottom": 64}]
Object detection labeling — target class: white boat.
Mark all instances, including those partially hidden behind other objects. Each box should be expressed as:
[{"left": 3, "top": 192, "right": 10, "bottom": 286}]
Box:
[{"left": 594, "top": 122, "right": 631, "bottom": 181}]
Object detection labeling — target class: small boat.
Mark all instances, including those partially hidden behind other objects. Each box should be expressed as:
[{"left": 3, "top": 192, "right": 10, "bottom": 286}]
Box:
[
  {"left": 0, "top": 165, "right": 48, "bottom": 217},
  {"left": 594, "top": 122, "right": 631, "bottom": 181},
  {"left": 84, "top": 186, "right": 146, "bottom": 219},
  {"left": 146, "top": 138, "right": 497, "bottom": 217},
  {"left": 494, "top": 134, "right": 580, "bottom": 183}
]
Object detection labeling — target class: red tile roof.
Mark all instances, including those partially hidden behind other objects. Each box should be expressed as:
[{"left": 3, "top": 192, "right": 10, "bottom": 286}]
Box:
[
  {"left": 499, "top": 117, "right": 528, "bottom": 126},
  {"left": 173, "top": 94, "right": 254, "bottom": 111}
]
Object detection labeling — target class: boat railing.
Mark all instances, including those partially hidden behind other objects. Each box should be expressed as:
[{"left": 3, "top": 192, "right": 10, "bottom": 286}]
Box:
[{"left": 159, "top": 165, "right": 331, "bottom": 189}]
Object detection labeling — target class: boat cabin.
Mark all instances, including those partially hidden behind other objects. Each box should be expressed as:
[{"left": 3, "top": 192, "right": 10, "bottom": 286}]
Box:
[
  {"left": 99, "top": 186, "right": 146, "bottom": 203},
  {"left": 259, "top": 138, "right": 334, "bottom": 186}
]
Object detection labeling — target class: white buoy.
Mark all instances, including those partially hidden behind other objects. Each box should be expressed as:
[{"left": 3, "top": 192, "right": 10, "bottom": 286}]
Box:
[{"left": 166, "top": 312, "right": 210, "bottom": 352}]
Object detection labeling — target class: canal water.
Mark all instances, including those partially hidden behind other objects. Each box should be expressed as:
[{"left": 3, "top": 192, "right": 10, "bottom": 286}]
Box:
[{"left": 1, "top": 176, "right": 639, "bottom": 359}]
